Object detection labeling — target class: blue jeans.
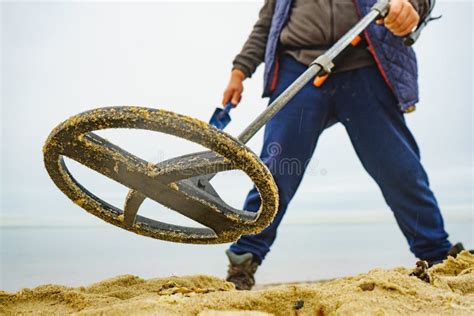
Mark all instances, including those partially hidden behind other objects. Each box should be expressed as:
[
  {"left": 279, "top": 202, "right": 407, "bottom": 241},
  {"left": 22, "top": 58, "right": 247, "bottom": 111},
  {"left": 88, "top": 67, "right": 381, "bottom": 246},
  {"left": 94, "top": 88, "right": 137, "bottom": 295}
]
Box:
[{"left": 229, "top": 56, "right": 452, "bottom": 263}]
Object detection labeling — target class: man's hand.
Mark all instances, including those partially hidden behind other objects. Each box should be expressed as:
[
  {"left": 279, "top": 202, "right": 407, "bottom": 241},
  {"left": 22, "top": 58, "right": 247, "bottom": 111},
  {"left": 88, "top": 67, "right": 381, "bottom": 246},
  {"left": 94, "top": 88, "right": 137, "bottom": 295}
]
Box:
[
  {"left": 377, "top": 0, "right": 420, "bottom": 37},
  {"left": 222, "top": 69, "right": 246, "bottom": 106}
]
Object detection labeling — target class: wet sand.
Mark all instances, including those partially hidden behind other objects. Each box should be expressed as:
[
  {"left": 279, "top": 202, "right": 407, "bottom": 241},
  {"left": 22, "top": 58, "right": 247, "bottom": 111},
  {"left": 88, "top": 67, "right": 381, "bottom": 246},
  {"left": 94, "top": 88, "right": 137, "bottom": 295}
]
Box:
[{"left": 1, "top": 251, "right": 473, "bottom": 315}]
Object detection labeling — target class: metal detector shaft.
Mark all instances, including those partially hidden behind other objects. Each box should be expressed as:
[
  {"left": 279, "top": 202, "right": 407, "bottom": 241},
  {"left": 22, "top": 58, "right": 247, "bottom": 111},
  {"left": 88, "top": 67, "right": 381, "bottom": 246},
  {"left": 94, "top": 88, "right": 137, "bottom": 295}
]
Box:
[{"left": 238, "top": 0, "right": 388, "bottom": 144}]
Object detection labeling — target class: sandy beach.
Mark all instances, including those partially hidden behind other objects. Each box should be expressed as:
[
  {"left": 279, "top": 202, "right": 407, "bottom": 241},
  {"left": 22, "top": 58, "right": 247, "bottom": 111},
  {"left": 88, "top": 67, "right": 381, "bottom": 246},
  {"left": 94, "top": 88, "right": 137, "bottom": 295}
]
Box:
[{"left": 1, "top": 251, "right": 473, "bottom": 315}]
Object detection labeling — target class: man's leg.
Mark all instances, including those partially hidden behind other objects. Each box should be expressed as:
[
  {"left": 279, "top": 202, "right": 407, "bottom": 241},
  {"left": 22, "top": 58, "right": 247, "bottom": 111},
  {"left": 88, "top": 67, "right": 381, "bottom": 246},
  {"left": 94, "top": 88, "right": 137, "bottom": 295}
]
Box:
[
  {"left": 333, "top": 65, "right": 452, "bottom": 263},
  {"left": 229, "top": 56, "right": 336, "bottom": 263}
]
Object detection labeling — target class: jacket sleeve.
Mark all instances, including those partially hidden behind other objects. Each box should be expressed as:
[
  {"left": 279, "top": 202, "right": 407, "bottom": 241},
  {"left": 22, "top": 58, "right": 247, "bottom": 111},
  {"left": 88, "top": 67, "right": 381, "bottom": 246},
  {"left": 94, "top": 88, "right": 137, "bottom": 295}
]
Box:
[
  {"left": 232, "top": 0, "right": 276, "bottom": 78},
  {"left": 408, "top": 0, "right": 430, "bottom": 19}
]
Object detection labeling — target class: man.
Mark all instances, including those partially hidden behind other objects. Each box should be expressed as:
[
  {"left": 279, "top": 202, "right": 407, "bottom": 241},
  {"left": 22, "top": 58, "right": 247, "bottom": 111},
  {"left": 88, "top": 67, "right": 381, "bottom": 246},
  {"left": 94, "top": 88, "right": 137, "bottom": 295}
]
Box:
[{"left": 221, "top": 0, "right": 470, "bottom": 290}]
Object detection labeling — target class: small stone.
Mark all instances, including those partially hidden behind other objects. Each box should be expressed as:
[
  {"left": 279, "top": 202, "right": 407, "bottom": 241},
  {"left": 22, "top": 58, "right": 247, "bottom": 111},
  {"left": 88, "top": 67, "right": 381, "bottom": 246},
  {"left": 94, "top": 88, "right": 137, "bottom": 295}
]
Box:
[
  {"left": 409, "top": 260, "right": 431, "bottom": 283},
  {"left": 293, "top": 299, "right": 304, "bottom": 310},
  {"left": 359, "top": 282, "right": 375, "bottom": 291}
]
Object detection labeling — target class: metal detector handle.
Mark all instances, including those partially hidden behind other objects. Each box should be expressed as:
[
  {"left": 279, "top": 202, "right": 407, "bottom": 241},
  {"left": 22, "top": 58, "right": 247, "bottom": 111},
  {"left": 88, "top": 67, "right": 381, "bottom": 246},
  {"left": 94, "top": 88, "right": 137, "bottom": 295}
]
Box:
[
  {"left": 404, "top": 26, "right": 424, "bottom": 46},
  {"left": 404, "top": 0, "right": 440, "bottom": 46},
  {"left": 403, "top": 14, "right": 441, "bottom": 46}
]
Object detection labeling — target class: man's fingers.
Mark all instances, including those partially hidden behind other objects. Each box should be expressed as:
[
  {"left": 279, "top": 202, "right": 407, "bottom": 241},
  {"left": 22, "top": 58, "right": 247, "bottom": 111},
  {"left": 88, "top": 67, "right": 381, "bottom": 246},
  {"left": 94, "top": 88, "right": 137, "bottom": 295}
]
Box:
[
  {"left": 223, "top": 69, "right": 245, "bottom": 106},
  {"left": 384, "top": 0, "right": 420, "bottom": 37},
  {"left": 386, "top": 1, "right": 409, "bottom": 29},
  {"left": 395, "top": 15, "right": 418, "bottom": 36},
  {"left": 222, "top": 89, "right": 233, "bottom": 106},
  {"left": 231, "top": 90, "right": 242, "bottom": 106},
  {"left": 385, "top": 0, "right": 403, "bottom": 24}
]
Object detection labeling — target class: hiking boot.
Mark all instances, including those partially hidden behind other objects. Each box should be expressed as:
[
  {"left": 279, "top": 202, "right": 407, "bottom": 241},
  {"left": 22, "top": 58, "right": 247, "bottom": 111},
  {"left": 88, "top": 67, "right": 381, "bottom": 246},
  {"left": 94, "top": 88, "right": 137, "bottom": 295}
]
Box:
[
  {"left": 225, "top": 250, "right": 259, "bottom": 290},
  {"left": 429, "top": 242, "right": 474, "bottom": 266},
  {"left": 409, "top": 243, "right": 473, "bottom": 282},
  {"left": 447, "top": 242, "right": 473, "bottom": 257}
]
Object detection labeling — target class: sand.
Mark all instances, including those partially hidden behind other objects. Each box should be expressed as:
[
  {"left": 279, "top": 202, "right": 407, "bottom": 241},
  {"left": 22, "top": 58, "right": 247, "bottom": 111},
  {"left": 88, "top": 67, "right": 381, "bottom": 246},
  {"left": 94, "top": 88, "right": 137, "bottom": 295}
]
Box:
[{"left": 1, "top": 251, "right": 473, "bottom": 315}]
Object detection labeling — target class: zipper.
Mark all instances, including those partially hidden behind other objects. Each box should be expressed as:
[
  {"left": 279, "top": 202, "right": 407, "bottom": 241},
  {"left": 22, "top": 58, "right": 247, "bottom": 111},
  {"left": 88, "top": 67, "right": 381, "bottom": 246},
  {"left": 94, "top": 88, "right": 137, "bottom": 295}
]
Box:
[{"left": 329, "top": 0, "right": 335, "bottom": 43}]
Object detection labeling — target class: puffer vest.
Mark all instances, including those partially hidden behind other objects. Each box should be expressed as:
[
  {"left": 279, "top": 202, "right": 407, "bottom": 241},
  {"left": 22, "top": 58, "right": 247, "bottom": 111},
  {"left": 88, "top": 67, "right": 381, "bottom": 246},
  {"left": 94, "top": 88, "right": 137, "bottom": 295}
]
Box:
[{"left": 263, "top": 0, "right": 420, "bottom": 112}]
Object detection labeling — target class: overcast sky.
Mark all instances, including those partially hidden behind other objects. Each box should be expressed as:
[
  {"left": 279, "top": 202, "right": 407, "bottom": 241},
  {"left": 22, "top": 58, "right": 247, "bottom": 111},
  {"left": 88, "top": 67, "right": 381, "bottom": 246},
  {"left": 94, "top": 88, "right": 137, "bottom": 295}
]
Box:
[{"left": 1, "top": 0, "right": 472, "bottom": 231}]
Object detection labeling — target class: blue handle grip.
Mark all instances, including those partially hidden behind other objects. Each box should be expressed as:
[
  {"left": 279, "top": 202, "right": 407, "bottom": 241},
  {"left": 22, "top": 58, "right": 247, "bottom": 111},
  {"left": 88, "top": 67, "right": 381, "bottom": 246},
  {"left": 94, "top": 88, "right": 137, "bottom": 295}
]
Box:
[{"left": 223, "top": 102, "right": 234, "bottom": 113}]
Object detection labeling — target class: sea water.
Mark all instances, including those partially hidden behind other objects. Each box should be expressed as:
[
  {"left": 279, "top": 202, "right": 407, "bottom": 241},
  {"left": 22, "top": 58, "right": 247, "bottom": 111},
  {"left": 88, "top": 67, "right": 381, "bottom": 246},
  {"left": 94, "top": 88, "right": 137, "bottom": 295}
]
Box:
[{"left": 1, "top": 221, "right": 472, "bottom": 292}]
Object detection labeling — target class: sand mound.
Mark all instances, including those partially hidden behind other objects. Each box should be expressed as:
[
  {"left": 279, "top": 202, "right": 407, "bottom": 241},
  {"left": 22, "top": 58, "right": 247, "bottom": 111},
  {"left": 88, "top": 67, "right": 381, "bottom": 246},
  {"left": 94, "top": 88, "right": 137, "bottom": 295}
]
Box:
[{"left": 1, "top": 251, "right": 473, "bottom": 315}]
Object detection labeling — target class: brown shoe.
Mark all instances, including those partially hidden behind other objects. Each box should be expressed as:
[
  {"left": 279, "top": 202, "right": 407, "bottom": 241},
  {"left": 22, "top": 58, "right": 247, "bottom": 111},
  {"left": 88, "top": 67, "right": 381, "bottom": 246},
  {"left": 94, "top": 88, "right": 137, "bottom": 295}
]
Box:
[
  {"left": 447, "top": 242, "right": 473, "bottom": 257},
  {"left": 427, "top": 242, "right": 473, "bottom": 267},
  {"left": 412, "top": 242, "right": 474, "bottom": 282},
  {"left": 225, "top": 250, "right": 259, "bottom": 290}
]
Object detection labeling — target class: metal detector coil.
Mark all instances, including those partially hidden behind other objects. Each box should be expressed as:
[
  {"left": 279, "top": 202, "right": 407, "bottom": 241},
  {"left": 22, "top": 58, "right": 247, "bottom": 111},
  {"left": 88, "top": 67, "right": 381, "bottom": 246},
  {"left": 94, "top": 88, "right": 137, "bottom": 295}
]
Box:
[{"left": 43, "top": 107, "right": 279, "bottom": 244}]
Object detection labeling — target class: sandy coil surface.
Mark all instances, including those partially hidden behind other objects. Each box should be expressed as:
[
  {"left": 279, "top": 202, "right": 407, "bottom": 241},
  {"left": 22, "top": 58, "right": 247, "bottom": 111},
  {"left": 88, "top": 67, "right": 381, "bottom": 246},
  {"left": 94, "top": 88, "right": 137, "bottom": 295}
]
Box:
[{"left": 1, "top": 251, "right": 473, "bottom": 315}]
